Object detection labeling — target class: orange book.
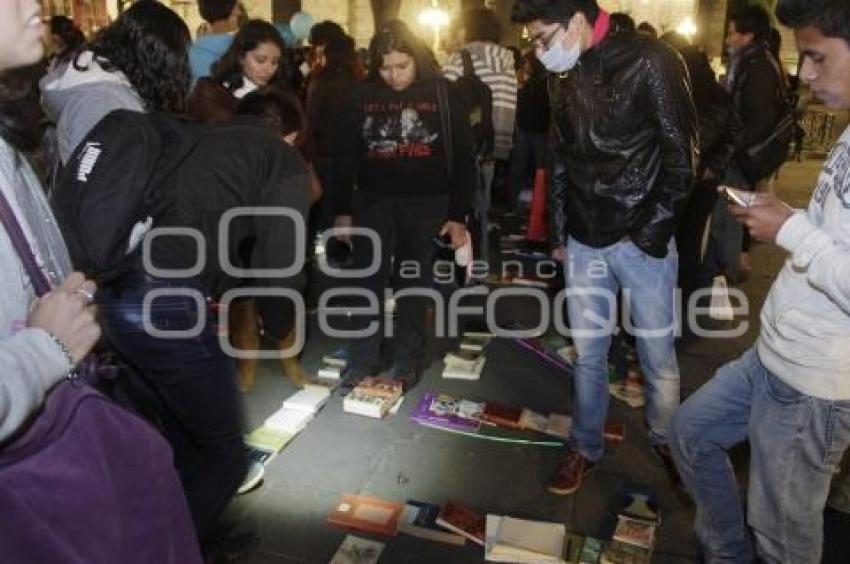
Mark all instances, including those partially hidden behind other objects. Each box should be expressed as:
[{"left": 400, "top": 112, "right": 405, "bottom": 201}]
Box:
[{"left": 327, "top": 493, "right": 404, "bottom": 537}]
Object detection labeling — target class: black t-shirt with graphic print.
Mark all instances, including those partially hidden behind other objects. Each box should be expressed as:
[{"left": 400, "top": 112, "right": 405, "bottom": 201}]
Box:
[{"left": 334, "top": 78, "right": 475, "bottom": 221}]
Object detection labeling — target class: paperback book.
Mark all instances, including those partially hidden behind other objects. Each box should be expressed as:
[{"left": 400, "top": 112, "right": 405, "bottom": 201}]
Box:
[
  {"left": 329, "top": 535, "right": 385, "bottom": 564},
  {"left": 484, "top": 515, "right": 566, "bottom": 563},
  {"left": 410, "top": 392, "right": 482, "bottom": 432}
]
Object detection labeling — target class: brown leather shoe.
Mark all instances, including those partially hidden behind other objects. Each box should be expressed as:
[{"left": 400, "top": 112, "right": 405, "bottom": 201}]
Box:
[
  {"left": 653, "top": 444, "right": 683, "bottom": 488},
  {"left": 547, "top": 450, "right": 595, "bottom": 496}
]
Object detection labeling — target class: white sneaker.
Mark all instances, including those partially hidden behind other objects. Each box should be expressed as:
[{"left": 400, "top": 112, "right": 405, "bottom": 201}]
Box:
[{"left": 237, "top": 461, "right": 265, "bottom": 495}]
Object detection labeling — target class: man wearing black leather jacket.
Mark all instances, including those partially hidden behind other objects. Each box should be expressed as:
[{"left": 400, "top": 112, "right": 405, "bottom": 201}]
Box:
[{"left": 512, "top": 0, "right": 697, "bottom": 496}]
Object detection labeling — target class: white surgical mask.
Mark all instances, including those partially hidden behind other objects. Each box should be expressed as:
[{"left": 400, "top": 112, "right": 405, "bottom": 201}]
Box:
[{"left": 538, "top": 27, "right": 581, "bottom": 73}]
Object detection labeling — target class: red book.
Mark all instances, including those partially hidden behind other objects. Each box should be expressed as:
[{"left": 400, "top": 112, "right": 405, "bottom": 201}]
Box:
[
  {"left": 435, "top": 501, "right": 486, "bottom": 546},
  {"left": 326, "top": 493, "right": 404, "bottom": 537},
  {"left": 480, "top": 402, "right": 523, "bottom": 429}
]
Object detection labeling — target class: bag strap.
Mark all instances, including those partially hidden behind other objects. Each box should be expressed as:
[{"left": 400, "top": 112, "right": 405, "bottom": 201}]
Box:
[
  {"left": 460, "top": 49, "right": 475, "bottom": 79},
  {"left": 0, "top": 189, "right": 52, "bottom": 297},
  {"left": 437, "top": 79, "right": 453, "bottom": 180}
]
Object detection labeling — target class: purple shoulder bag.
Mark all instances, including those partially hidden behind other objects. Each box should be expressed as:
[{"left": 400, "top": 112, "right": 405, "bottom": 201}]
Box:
[{"left": 0, "top": 189, "right": 202, "bottom": 564}]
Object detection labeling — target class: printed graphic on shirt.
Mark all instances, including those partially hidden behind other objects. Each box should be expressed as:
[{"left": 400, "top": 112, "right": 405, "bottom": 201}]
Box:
[
  {"left": 362, "top": 101, "right": 439, "bottom": 159},
  {"left": 814, "top": 140, "right": 850, "bottom": 209}
]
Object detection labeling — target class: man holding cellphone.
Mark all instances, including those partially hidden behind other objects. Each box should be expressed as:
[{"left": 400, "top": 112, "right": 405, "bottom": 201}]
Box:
[{"left": 669, "top": 1, "right": 850, "bottom": 561}]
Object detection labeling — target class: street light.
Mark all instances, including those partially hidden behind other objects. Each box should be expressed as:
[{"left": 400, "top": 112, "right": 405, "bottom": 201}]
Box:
[
  {"left": 418, "top": 3, "right": 450, "bottom": 53},
  {"left": 676, "top": 16, "right": 698, "bottom": 40}
]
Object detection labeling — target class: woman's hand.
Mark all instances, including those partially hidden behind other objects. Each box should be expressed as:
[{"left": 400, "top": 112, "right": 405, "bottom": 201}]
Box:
[
  {"left": 440, "top": 220, "right": 468, "bottom": 250},
  {"left": 27, "top": 272, "right": 100, "bottom": 363}
]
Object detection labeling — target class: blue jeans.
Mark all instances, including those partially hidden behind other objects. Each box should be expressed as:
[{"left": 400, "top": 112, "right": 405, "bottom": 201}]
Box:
[
  {"left": 670, "top": 347, "right": 850, "bottom": 563},
  {"left": 565, "top": 237, "right": 680, "bottom": 461}
]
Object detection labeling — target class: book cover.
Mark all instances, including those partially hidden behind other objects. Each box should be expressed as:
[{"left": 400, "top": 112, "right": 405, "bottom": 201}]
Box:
[
  {"left": 329, "top": 534, "right": 385, "bottom": 564},
  {"left": 397, "top": 500, "right": 466, "bottom": 546},
  {"left": 282, "top": 387, "right": 330, "bottom": 414},
  {"left": 600, "top": 539, "right": 651, "bottom": 564},
  {"left": 410, "top": 392, "right": 482, "bottom": 432},
  {"left": 612, "top": 515, "right": 655, "bottom": 550},
  {"left": 519, "top": 409, "right": 549, "bottom": 433},
  {"left": 343, "top": 377, "right": 403, "bottom": 419},
  {"left": 327, "top": 493, "right": 404, "bottom": 537},
  {"left": 545, "top": 414, "right": 572, "bottom": 439},
  {"left": 245, "top": 444, "right": 276, "bottom": 465},
  {"left": 264, "top": 407, "right": 314, "bottom": 434},
  {"left": 481, "top": 402, "right": 523, "bottom": 429},
  {"left": 435, "top": 501, "right": 486, "bottom": 546},
  {"left": 244, "top": 425, "right": 295, "bottom": 453},
  {"left": 579, "top": 537, "right": 605, "bottom": 563}
]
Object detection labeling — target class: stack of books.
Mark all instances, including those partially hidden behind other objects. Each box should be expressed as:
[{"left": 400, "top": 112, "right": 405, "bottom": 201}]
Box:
[
  {"left": 602, "top": 492, "right": 659, "bottom": 563},
  {"left": 318, "top": 348, "right": 347, "bottom": 380},
  {"left": 443, "top": 348, "right": 486, "bottom": 380},
  {"left": 342, "top": 377, "right": 404, "bottom": 419}
]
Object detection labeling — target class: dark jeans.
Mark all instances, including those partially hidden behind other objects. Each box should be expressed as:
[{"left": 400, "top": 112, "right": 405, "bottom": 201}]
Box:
[
  {"left": 348, "top": 192, "right": 448, "bottom": 375},
  {"left": 509, "top": 128, "right": 548, "bottom": 210},
  {"left": 677, "top": 177, "right": 720, "bottom": 307},
  {"left": 98, "top": 273, "right": 248, "bottom": 542}
]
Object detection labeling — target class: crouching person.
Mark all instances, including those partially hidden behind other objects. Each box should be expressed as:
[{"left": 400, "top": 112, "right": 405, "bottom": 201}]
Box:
[
  {"left": 95, "top": 116, "right": 310, "bottom": 549},
  {"left": 669, "top": 1, "right": 850, "bottom": 561}
]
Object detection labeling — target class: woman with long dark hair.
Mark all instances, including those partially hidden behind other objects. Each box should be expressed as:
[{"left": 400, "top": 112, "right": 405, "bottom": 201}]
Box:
[
  {"left": 41, "top": 0, "right": 191, "bottom": 164},
  {"left": 189, "top": 19, "right": 292, "bottom": 123},
  {"left": 333, "top": 20, "right": 475, "bottom": 387}
]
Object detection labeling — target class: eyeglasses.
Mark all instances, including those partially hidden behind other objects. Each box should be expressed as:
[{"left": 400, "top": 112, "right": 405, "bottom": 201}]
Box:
[{"left": 530, "top": 24, "right": 564, "bottom": 51}]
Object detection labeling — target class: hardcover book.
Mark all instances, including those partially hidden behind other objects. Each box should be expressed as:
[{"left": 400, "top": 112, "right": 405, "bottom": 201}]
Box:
[
  {"left": 484, "top": 515, "right": 566, "bottom": 563},
  {"left": 435, "top": 501, "right": 486, "bottom": 546},
  {"left": 327, "top": 493, "right": 404, "bottom": 537}
]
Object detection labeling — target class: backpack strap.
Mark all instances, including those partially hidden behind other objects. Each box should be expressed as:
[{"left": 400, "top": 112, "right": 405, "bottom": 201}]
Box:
[
  {"left": 437, "top": 79, "right": 453, "bottom": 181},
  {"left": 460, "top": 49, "right": 475, "bottom": 79},
  {"left": 0, "top": 189, "right": 52, "bottom": 297}
]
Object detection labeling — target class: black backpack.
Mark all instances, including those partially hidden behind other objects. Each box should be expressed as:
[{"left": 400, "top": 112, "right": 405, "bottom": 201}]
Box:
[
  {"left": 51, "top": 110, "right": 204, "bottom": 280},
  {"left": 736, "top": 55, "right": 795, "bottom": 183},
  {"left": 453, "top": 49, "right": 495, "bottom": 158}
]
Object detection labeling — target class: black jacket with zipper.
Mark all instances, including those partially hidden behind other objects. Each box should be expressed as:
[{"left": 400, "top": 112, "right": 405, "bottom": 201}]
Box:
[{"left": 547, "top": 31, "right": 697, "bottom": 258}]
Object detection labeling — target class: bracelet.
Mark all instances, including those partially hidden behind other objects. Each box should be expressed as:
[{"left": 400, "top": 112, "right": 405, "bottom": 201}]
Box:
[{"left": 46, "top": 332, "right": 76, "bottom": 375}]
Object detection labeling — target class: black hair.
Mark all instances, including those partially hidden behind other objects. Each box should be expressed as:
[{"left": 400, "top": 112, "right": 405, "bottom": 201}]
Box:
[
  {"left": 0, "top": 63, "right": 48, "bottom": 152},
  {"left": 236, "top": 87, "right": 307, "bottom": 148},
  {"left": 318, "top": 33, "right": 356, "bottom": 81},
  {"left": 522, "top": 49, "right": 546, "bottom": 79},
  {"left": 730, "top": 5, "right": 772, "bottom": 43},
  {"left": 463, "top": 8, "right": 502, "bottom": 43},
  {"left": 367, "top": 20, "right": 440, "bottom": 86},
  {"left": 511, "top": 0, "right": 599, "bottom": 25},
  {"left": 198, "top": 0, "right": 237, "bottom": 24},
  {"left": 85, "top": 0, "right": 191, "bottom": 113},
  {"left": 776, "top": 0, "right": 850, "bottom": 45},
  {"left": 609, "top": 12, "right": 636, "bottom": 35},
  {"left": 211, "top": 19, "right": 289, "bottom": 94},
  {"left": 49, "top": 16, "right": 86, "bottom": 58},
  {"left": 637, "top": 22, "right": 658, "bottom": 38},
  {"left": 309, "top": 21, "right": 347, "bottom": 47}
]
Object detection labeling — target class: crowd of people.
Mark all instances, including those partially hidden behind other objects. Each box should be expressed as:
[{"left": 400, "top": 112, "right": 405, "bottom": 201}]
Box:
[{"left": 0, "top": 0, "right": 848, "bottom": 562}]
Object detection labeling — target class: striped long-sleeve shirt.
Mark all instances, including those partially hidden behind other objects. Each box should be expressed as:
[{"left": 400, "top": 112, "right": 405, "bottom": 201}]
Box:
[{"left": 443, "top": 41, "right": 518, "bottom": 160}]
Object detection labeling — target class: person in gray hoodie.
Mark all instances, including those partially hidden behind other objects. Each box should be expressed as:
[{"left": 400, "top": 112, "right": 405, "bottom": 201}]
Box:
[
  {"left": 40, "top": 0, "right": 191, "bottom": 165},
  {"left": 189, "top": 0, "right": 239, "bottom": 84}
]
